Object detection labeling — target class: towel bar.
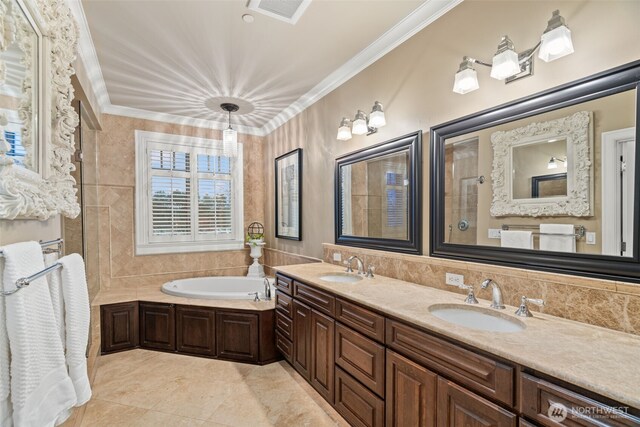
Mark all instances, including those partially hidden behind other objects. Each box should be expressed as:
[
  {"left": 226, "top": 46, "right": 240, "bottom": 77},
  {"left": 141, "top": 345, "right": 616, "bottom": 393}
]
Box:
[
  {"left": 501, "top": 225, "right": 586, "bottom": 239},
  {"left": 0, "top": 263, "right": 64, "bottom": 296},
  {"left": 0, "top": 238, "right": 64, "bottom": 258}
]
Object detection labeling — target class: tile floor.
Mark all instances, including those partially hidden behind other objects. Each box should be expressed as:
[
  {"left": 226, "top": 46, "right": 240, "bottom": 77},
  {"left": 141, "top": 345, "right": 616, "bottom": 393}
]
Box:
[{"left": 64, "top": 350, "right": 348, "bottom": 426}]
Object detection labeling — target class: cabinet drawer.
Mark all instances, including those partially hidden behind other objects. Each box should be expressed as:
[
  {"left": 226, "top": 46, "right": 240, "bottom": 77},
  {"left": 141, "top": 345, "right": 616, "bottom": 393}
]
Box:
[
  {"left": 386, "top": 319, "right": 514, "bottom": 406},
  {"left": 294, "top": 281, "right": 335, "bottom": 316},
  {"left": 335, "top": 323, "right": 385, "bottom": 397},
  {"left": 275, "top": 274, "right": 293, "bottom": 296},
  {"left": 275, "top": 330, "right": 293, "bottom": 363},
  {"left": 275, "top": 291, "right": 293, "bottom": 318},
  {"left": 335, "top": 367, "right": 385, "bottom": 427},
  {"left": 336, "top": 298, "right": 385, "bottom": 343},
  {"left": 437, "top": 377, "right": 517, "bottom": 427},
  {"left": 520, "top": 373, "right": 640, "bottom": 427},
  {"left": 275, "top": 310, "right": 293, "bottom": 340}
]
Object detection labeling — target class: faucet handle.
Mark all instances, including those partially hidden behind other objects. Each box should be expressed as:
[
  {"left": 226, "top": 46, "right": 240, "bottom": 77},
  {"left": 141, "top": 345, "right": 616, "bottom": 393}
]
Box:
[
  {"left": 459, "top": 283, "right": 479, "bottom": 304},
  {"left": 515, "top": 296, "right": 545, "bottom": 317},
  {"left": 248, "top": 292, "right": 261, "bottom": 302},
  {"left": 344, "top": 260, "right": 354, "bottom": 273},
  {"left": 366, "top": 265, "right": 375, "bottom": 278}
]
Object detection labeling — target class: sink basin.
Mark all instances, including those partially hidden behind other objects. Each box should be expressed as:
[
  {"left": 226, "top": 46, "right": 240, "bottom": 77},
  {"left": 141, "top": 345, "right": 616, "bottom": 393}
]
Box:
[
  {"left": 429, "top": 304, "right": 525, "bottom": 333},
  {"left": 319, "top": 273, "right": 363, "bottom": 283}
]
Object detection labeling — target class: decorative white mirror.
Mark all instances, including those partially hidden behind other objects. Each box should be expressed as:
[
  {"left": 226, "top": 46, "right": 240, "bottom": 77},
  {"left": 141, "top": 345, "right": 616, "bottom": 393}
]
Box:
[
  {"left": 490, "top": 111, "right": 593, "bottom": 217},
  {"left": 0, "top": 0, "right": 80, "bottom": 220}
]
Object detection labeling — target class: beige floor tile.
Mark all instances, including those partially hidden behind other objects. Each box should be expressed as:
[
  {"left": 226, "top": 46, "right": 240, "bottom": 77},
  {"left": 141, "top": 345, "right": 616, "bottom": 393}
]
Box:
[
  {"left": 79, "top": 399, "right": 148, "bottom": 427},
  {"left": 135, "top": 411, "right": 206, "bottom": 426},
  {"left": 152, "top": 380, "right": 233, "bottom": 420}
]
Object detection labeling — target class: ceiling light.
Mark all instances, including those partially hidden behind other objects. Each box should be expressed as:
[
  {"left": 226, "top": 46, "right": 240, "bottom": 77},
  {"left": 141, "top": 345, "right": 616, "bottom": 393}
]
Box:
[
  {"left": 490, "top": 36, "right": 521, "bottom": 80},
  {"left": 220, "top": 103, "right": 239, "bottom": 157},
  {"left": 352, "top": 110, "right": 368, "bottom": 135},
  {"left": 453, "top": 57, "right": 480, "bottom": 94},
  {"left": 337, "top": 117, "right": 352, "bottom": 141},
  {"left": 539, "top": 10, "right": 574, "bottom": 62},
  {"left": 453, "top": 10, "right": 574, "bottom": 94},
  {"left": 242, "top": 14, "right": 255, "bottom": 23},
  {"left": 369, "top": 101, "right": 386, "bottom": 128}
]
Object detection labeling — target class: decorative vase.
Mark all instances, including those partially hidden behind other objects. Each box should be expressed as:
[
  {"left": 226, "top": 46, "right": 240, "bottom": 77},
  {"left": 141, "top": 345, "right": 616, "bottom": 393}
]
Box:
[{"left": 247, "top": 240, "right": 266, "bottom": 278}]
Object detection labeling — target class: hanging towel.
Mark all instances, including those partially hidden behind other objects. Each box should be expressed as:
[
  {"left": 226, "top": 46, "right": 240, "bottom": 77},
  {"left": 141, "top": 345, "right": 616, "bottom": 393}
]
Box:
[
  {"left": 0, "top": 257, "right": 13, "bottom": 426},
  {"left": 2, "top": 242, "right": 76, "bottom": 427},
  {"left": 58, "top": 254, "right": 92, "bottom": 406},
  {"left": 44, "top": 252, "right": 65, "bottom": 345},
  {"left": 540, "top": 224, "right": 576, "bottom": 253},
  {"left": 500, "top": 230, "right": 534, "bottom": 249}
]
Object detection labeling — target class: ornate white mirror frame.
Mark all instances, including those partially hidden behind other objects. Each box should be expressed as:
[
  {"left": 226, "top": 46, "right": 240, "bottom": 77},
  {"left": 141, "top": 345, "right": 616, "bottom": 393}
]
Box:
[
  {"left": 490, "top": 110, "right": 593, "bottom": 217},
  {"left": 0, "top": 0, "right": 79, "bottom": 220}
]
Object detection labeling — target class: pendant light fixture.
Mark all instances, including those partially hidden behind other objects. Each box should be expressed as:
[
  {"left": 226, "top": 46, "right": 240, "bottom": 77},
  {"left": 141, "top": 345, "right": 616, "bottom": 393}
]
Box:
[
  {"left": 452, "top": 10, "right": 575, "bottom": 94},
  {"left": 220, "top": 103, "right": 239, "bottom": 157}
]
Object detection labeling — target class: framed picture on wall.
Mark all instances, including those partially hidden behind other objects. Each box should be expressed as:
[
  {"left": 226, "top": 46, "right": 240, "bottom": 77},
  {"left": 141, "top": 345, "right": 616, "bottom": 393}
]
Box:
[{"left": 275, "top": 148, "right": 302, "bottom": 240}]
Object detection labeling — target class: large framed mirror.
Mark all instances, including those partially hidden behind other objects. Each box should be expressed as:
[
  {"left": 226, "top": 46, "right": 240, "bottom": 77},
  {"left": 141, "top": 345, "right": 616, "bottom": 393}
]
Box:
[
  {"left": 430, "top": 61, "right": 640, "bottom": 282},
  {"left": 335, "top": 131, "right": 422, "bottom": 254},
  {"left": 0, "top": 0, "right": 80, "bottom": 220}
]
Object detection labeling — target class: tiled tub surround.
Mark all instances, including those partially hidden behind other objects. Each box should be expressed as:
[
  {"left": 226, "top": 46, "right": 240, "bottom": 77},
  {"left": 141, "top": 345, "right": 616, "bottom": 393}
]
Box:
[
  {"left": 91, "top": 114, "right": 265, "bottom": 291},
  {"left": 323, "top": 243, "right": 640, "bottom": 335},
  {"left": 273, "top": 262, "right": 640, "bottom": 410}
]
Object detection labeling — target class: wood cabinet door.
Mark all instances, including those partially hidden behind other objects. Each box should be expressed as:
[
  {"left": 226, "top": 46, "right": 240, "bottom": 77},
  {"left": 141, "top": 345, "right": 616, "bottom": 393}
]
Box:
[
  {"left": 292, "top": 300, "right": 312, "bottom": 380},
  {"left": 176, "top": 306, "right": 215, "bottom": 357},
  {"left": 139, "top": 302, "right": 175, "bottom": 351},
  {"left": 335, "top": 367, "right": 385, "bottom": 427},
  {"left": 386, "top": 350, "right": 437, "bottom": 427},
  {"left": 437, "top": 377, "right": 517, "bottom": 427},
  {"left": 100, "top": 302, "right": 139, "bottom": 354},
  {"left": 216, "top": 311, "right": 259, "bottom": 363},
  {"left": 311, "top": 309, "right": 335, "bottom": 403}
]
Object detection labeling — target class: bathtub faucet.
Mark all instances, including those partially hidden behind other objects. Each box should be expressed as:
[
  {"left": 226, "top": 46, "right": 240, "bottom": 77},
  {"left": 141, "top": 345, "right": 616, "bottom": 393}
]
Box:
[{"left": 264, "top": 278, "right": 272, "bottom": 300}]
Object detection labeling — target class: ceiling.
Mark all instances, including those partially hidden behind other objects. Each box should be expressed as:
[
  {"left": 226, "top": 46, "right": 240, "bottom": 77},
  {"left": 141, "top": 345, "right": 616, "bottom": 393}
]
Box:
[{"left": 76, "top": 0, "right": 461, "bottom": 135}]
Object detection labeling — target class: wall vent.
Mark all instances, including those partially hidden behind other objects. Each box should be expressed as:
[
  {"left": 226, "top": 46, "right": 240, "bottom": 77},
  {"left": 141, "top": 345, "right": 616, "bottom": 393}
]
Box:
[{"left": 247, "top": 0, "right": 312, "bottom": 25}]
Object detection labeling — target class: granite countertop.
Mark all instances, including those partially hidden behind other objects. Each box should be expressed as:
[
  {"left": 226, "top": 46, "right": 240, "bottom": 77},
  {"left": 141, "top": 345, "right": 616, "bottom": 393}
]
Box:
[
  {"left": 274, "top": 262, "right": 640, "bottom": 409},
  {"left": 92, "top": 286, "right": 275, "bottom": 311}
]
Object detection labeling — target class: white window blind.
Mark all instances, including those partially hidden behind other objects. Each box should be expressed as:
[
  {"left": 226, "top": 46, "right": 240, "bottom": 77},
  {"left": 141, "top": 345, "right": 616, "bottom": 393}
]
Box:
[{"left": 135, "top": 131, "right": 244, "bottom": 255}]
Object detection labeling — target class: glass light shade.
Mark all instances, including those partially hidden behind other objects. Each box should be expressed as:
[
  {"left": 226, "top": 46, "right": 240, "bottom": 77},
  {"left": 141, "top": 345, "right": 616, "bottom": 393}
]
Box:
[
  {"left": 490, "top": 49, "right": 520, "bottom": 80},
  {"left": 352, "top": 110, "right": 368, "bottom": 135},
  {"left": 337, "top": 123, "right": 352, "bottom": 141},
  {"left": 369, "top": 110, "right": 386, "bottom": 128},
  {"left": 223, "top": 127, "right": 238, "bottom": 157},
  {"left": 453, "top": 68, "right": 479, "bottom": 94},
  {"left": 547, "top": 158, "right": 558, "bottom": 169},
  {"left": 539, "top": 26, "right": 574, "bottom": 62}
]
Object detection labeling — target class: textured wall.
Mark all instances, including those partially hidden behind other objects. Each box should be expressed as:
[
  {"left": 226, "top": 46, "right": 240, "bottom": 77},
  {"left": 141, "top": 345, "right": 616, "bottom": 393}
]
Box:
[{"left": 92, "top": 114, "right": 265, "bottom": 289}]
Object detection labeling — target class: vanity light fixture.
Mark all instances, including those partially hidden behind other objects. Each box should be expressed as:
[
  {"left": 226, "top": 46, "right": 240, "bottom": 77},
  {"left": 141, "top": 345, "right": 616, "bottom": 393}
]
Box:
[
  {"left": 547, "top": 156, "right": 566, "bottom": 169},
  {"left": 452, "top": 10, "right": 574, "bottom": 94},
  {"left": 221, "top": 103, "right": 239, "bottom": 157},
  {"left": 335, "top": 101, "right": 386, "bottom": 141}
]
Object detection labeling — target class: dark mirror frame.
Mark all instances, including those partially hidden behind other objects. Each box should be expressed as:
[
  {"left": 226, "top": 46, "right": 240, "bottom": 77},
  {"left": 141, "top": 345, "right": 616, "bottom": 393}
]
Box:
[
  {"left": 335, "top": 131, "right": 422, "bottom": 255},
  {"left": 430, "top": 60, "right": 640, "bottom": 283}
]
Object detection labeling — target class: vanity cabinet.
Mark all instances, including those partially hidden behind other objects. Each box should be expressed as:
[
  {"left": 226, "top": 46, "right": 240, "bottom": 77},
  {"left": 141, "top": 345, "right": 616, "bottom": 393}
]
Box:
[
  {"left": 139, "top": 301, "right": 176, "bottom": 352},
  {"left": 292, "top": 299, "right": 312, "bottom": 380},
  {"left": 310, "top": 309, "right": 335, "bottom": 403},
  {"left": 176, "top": 305, "right": 216, "bottom": 356},
  {"left": 100, "top": 301, "right": 139, "bottom": 354}
]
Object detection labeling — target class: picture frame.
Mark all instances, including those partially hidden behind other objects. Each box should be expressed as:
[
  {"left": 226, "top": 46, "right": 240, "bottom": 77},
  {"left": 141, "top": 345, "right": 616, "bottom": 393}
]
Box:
[{"left": 275, "top": 148, "right": 302, "bottom": 240}]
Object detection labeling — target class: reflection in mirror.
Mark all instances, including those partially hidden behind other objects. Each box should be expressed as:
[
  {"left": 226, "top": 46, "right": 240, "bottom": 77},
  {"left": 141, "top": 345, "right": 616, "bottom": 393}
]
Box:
[
  {"left": 443, "top": 89, "right": 635, "bottom": 257},
  {"left": 341, "top": 150, "right": 409, "bottom": 240},
  {"left": 336, "top": 131, "right": 421, "bottom": 254},
  {"left": 0, "top": 0, "right": 39, "bottom": 171}
]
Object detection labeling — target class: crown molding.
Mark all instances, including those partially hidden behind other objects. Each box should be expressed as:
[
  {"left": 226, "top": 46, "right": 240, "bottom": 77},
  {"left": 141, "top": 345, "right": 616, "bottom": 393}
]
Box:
[
  {"left": 103, "top": 104, "right": 266, "bottom": 136},
  {"left": 69, "top": 0, "right": 461, "bottom": 137}
]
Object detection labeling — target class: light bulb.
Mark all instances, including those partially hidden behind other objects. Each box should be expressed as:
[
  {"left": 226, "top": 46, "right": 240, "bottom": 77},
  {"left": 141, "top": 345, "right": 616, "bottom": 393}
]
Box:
[
  {"left": 490, "top": 36, "right": 521, "bottom": 80},
  {"left": 336, "top": 117, "right": 352, "bottom": 141},
  {"left": 352, "top": 110, "right": 368, "bottom": 135},
  {"left": 223, "top": 127, "right": 238, "bottom": 157},
  {"left": 547, "top": 157, "right": 558, "bottom": 169},
  {"left": 539, "top": 10, "right": 574, "bottom": 62},
  {"left": 453, "top": 68, "right": 479, "bottom": 94},
  {"left": 369, "top": 101, "right": 386, "bottom": 128}
]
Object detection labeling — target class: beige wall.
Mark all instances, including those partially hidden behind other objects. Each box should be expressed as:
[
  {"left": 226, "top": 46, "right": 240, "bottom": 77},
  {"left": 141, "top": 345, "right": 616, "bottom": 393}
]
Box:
[
  {"left": 93, "top": 114, "right": 264, "bottom": 289},
  {"left": 264, "top": 0, "right": 640, "bottom": 260}
]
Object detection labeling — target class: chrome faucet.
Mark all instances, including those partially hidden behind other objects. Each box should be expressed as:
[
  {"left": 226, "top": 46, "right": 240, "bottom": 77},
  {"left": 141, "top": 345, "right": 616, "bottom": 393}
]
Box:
[
  {"left": 263, "top": 278, "right": 272, "bottom": 300},
  {"left": 515, "top": 296, "right": 545, "bottom": 317},
  {"left": 481, "top": 279, "right": 505, "bottom": 309},
  {"left": 448, "top": 282, "right": 479, "bottom": 304},
  {"left": 346, "top": 256, "right": 365, "bottom": 275},
  {"left": 248, "top": 292, "right": 260, "bottom": 302}
]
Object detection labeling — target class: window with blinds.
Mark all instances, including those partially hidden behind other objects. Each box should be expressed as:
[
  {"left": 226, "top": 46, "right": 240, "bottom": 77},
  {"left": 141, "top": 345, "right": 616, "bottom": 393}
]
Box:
[
  {"left": 4, "top": 130, "right": 26, "bottom": 167},
  {"left": 135, "top": 131, "right": 243, "bottom": 255}
]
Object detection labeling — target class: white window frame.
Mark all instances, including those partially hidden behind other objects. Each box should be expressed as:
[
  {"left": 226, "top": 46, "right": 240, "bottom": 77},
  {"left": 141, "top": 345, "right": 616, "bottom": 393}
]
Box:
[{"left": 135, "top": 130, "right": 244, "bottom": 255}]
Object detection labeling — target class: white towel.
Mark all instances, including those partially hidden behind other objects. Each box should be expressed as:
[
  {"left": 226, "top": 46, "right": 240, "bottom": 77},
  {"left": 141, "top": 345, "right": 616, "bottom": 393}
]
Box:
[
  {"left": 500, "top": 230, "right": 534, "bottom": 249},
  {"left": 540, "top": 224, "right": 576, "bottom": 253},
  {"left": 1, "top": 242, "right": 76, "bottom": 427},
  {"left": 44, "top": 253, "right": 65, "bottom": 345},
  {"left": 58, "top": 254, "right": 92, "bottom": 406},
  {"left": 0, "top": 257, "right": 13, "bottom": 426}
]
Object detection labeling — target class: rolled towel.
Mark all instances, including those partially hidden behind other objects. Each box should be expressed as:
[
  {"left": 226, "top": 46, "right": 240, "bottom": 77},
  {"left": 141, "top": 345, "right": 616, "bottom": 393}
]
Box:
[{"left": 1, "top": 242, "right": 76, "bottom": 427}]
